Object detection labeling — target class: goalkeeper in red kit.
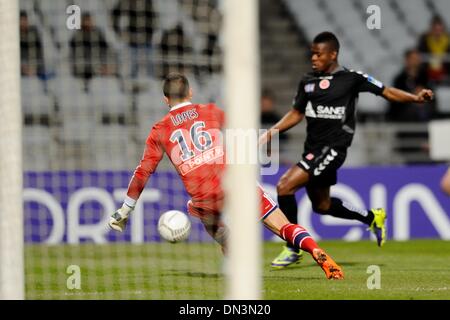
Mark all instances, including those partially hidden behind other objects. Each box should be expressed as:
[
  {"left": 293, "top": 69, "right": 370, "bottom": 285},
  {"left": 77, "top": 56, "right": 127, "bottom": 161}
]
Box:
[{"left": 109, "top": 73, "right": 343, "bottom": 280}]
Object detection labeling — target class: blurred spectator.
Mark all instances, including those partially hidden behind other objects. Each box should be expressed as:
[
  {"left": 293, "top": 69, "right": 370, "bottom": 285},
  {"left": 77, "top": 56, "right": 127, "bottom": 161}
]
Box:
[
  {"left": 181, "top": 0, "right": 222, "bottom": 77},
  {"left": 69, "top": 13, "right": 117, "bottom": 80},
  {"left": 202, "top": 6, "right": 222, "bottom": 75},
  {"left": 261, "top": 89, "right": 289, "bottom": 146},
  {"left": 159, "top": 24, "right": 194, "bottom": 77},
  {"left": 112, "top": 0, "right": 157, "bottom": 78},
  {"left": 195, "top": 0, "right": 222, "bottom": 75},
  {"left": 20, "top": 11, "right": 45, "bottom": 77},
  {"left": 261, "top": 89, "right": 280, "bottom": 125},
  {"left": 388, "top": 48, "right": 434, "bottom": 122},
  {"left": 418, "top": 15, "right": 450, "bottom": 84}
]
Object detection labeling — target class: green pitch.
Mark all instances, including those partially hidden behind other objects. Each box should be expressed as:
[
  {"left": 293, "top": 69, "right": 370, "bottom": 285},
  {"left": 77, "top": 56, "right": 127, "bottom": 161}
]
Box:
[{"left": 25, "top": 240, "right": 450, "bottom": 300}]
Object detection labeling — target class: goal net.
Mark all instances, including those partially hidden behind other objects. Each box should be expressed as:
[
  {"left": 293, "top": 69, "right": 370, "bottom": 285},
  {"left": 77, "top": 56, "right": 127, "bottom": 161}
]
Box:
[{"left": 16, "top": 0, "right": 260, "bottom": 300}]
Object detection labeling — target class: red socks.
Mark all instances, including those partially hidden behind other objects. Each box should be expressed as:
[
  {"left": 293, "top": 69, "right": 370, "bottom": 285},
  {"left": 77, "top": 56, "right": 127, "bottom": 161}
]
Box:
[{"left": 280, "top": 223, "right": 319, "bottom": 254}]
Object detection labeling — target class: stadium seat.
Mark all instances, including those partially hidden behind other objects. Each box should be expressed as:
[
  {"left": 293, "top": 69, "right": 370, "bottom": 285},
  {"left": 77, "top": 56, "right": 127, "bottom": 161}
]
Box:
[
  {"left": 21, "top": 77, "right": 54, "bottom": 123},
  {"left": 358, "top": 0, "right": 415, "bottom": 55},
  {"left": 429, "top": 119, "right": 450, "bottom": 160},
  {"left": 357, "top": 92, "right": 387, "bottom": 115},
  {"left": 48, "top": 76, "right": 86, "bottom": 98},
  {"left": 201, "top": 73, "right": 224, "bottom": 107},
  {"left": 188, "top": 74, "right": 208, "bottom": 104},
  {"left": 366, "top": 52, "right": 401, "bottom": 85},
  {"left": 326, "top": 0, "right": 363, "bottom": 30},
  {"left": 136, "top": 89, "right": 168, "bottom": 141},
  {"left": 70, "top": 0, "right": 103, "bottom": 12},
  {"left": 433, "top": 0, "right": 450, "bottom": 28},
  {"left": 435, "top": 86, "right": 450, "bottom": 114},
  {"left": 58, "top": 93, "right": 97, "bottom": 142},
  {"left": 91, "top": 125, "right": 137, "bottom": 170},
  {"left": 394, "top": 0, "right": 432, "bottom": 36},
  {"left": 345, "top": 130, "right": 369, "bottom": 166},
  {"left": 23, "top": 125, "right": 55, "bottom": 171},
  {"left": 89, "top": 77, "right": 130, "bottom": 122},
  {"left": 284, "top": 0, "right": 334, "bottom": 41},
  {"left": 21, "top": 76, "right": 45, "bottom": 96},
  {"left": 37, "top": 0, "right": 73, "bottom": 48}
]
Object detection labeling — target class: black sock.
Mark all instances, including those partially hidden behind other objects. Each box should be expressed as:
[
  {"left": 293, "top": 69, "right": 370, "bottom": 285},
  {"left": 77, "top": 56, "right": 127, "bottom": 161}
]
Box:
[
  {"left": 278, "top": 195, "right": 298, "bottom": 223},
  {"left": 277, "top": 194, "right": 298, "bottom": 250},
  {"left": 321, "top": 197, "right": 374, "bottom": 225}
]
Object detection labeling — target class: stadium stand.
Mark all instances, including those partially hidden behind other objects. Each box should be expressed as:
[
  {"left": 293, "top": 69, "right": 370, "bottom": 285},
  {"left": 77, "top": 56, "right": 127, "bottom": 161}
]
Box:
[
  {"left": 277, "top": 0, "right": 450, "bottom": 165},
  {"left": 20, "top": 0, "right": 224, "bottom": 172},
  {"left": 21, "top": 76, "right": 54, "bottom": 125},
  {"left": 20, "top": 0, "right": 450, "bottom": 170}
]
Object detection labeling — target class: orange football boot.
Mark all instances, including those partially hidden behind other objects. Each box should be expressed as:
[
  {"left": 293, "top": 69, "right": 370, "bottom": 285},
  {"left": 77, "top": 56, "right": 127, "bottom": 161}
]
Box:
[{"left": 312, "top": 248, "right": 344, "bottom": 280}]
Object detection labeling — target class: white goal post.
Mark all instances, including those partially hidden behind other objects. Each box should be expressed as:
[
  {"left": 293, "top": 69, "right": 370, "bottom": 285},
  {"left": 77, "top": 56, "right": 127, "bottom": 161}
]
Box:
[
  {"left": 0, "top": 0, "right": 24, "bottom": 300},
  {"left": 224, "top": 0, "right": 261, "bottom": 299}
]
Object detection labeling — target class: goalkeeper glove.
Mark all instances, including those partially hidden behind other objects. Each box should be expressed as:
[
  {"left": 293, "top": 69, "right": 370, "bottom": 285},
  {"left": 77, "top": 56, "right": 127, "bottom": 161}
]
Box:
[{"left": 109, "top": 203, "right": 134, "bottom": 232}]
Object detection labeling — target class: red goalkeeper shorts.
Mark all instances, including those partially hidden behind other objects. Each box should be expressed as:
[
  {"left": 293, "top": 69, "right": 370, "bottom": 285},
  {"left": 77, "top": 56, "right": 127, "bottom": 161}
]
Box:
[{"left": 187, "top": 185, "right": 278, "bottom": 220}]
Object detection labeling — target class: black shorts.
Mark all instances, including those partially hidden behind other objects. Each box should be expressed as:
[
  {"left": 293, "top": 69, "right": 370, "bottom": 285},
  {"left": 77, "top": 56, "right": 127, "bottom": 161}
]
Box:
[{"left": 297, "top": 146, "right": 347, "bottom": 187}]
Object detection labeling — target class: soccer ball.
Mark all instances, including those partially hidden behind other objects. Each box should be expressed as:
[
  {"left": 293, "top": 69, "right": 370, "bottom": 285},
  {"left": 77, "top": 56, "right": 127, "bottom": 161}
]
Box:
[{"left": 158, "top": 210, "right": 191, "bottom": 243}]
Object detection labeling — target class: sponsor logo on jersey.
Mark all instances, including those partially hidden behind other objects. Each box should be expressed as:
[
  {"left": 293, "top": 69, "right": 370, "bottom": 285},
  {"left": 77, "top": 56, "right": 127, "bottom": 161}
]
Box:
[
  {"left": 170, "top": 109, "right": 199, "bottom": 126},
  {"left": 305, "top": 102, "right": 317, "bottom": 118},
  {"left": 304, "top": 83, "right": 315, "bottom": 93},
  {"left": 306, "top": 153, "right": 314, "bottom": 160},
  {"left": 314, "top": 149, "right": 338, "bottom": 176},
  {"left": 306, "top": 105, "right": 346, "bottom": 119},
  {"left": 305, "top": 104, "right": 346, "bottom": 119},
  {"left": 367, "top": 75, "right": 383, "bottom": 88},
  {"left": 319, "top": 79, "right": 330, "bottom": 90},
  {"left": 178, "top": 146, "right": 224, "bottom": 176}
]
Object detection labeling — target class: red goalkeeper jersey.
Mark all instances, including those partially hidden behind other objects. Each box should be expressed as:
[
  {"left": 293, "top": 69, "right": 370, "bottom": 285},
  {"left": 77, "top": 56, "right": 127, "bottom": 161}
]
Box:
[{"left": 127, "top": 102, "right": 226, "bottom": 203}]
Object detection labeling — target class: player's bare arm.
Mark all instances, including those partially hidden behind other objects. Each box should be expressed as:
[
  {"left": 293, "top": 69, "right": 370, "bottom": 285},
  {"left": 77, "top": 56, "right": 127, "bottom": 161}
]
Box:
[
  {"left": 441, "top": 168, "right": 450, "bottom": 196},
  {"left": 382, "top": 87, "right": 434, "bottom": 103},
  {"left": 259, "top": 109, "right": 304, "bottom": 145}
]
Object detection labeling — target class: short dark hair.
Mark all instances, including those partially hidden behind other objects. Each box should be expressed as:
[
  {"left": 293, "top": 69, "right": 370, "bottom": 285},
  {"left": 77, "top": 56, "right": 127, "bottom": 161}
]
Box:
[
  {"left": 262, "top": 88, "right": 275, "bottom": 100},
  {"left": 404, "top": 48, "right": 419, "bottom": 59},
  {"left": 431, "top": 14, "right": 444, "bottom": 26},
  {"left": 163, "top": 73, "right": 190, "bottom": 100},
  {"left": 82, "top": 12, "right": 92, "bottom": 19},
  {"left": 313, "top": 31, "right": 340, "bottom": 53}
]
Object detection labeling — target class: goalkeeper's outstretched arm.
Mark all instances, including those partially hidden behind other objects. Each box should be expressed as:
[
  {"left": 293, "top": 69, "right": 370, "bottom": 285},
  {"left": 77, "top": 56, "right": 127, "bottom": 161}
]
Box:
[{"left": 109, "top": 127, "right": 164, "bottom": 232}]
